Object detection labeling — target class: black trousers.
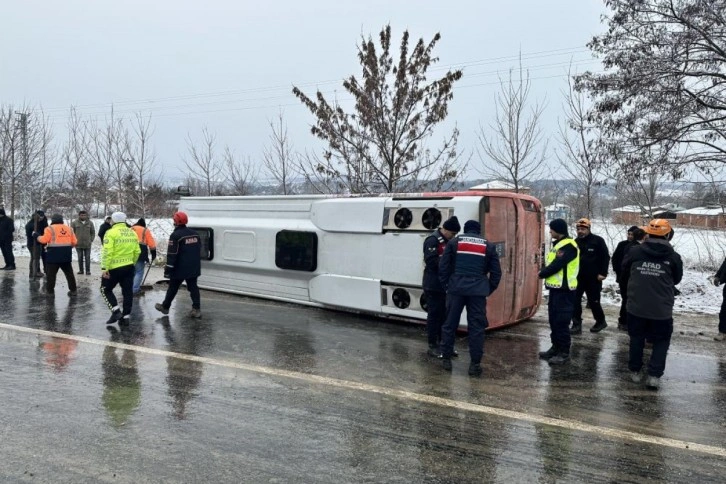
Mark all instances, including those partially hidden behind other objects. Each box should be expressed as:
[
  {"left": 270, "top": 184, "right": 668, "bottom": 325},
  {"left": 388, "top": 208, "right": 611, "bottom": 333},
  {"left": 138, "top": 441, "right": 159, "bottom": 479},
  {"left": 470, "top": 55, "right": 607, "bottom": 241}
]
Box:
[
  {"left": 548, "top": 289, "right": 575, "bottom": 352},
  {"left": 101, "top": 265, "right": 135, "bottom": 316},
  {"left": 441, "top": 294, "right": 488, "bottom": 364},
  {"left": 46, "top": 262, "right": 77, "bottom": 292},
  {"left": 0, "top": 240, "right": 14, "bottom": 267},
  {"left": 162, "top": 277, "right": 200, "bottom": 310},
  {"left": 618, "top": 283, "right": 628, "bottom": 326},
  {"left": 425, "top": 290, "right": 446, "bottom": 348},
  {"left": 572, "top": 279, "right": 606, "bottom": 324},
  {"left": 76, "top": 248, "right": 91, "bottom": 273},
  {"left": 628, "top": 313, "right": 673, "bottom": 377}
]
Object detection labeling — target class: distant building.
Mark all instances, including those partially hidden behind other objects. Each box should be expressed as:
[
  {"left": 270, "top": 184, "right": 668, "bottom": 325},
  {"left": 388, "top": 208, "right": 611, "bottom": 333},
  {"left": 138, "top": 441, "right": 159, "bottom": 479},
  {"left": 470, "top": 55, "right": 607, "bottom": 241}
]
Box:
[
  {"left": 611, "top": 205, "right": 644, "bottom": 225},
  {"left": 544, "top": 203, "right": 571, "bottom": 223},
  {"left": 469, "top": 180, "right": 531, "bottom": 194},
  {"left": 676, "top": 205, "right": 726, "bottom": 229}
]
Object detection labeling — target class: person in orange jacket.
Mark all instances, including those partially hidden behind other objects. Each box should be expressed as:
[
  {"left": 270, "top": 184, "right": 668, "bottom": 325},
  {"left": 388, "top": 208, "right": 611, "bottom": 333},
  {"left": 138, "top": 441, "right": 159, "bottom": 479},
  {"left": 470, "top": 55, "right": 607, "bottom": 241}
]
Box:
[
  {"left": 34, "top": 213, "right": 78, "bottom": 296},
  {"left": 131, "top": 218, "right": 157, "bottom": 295}
]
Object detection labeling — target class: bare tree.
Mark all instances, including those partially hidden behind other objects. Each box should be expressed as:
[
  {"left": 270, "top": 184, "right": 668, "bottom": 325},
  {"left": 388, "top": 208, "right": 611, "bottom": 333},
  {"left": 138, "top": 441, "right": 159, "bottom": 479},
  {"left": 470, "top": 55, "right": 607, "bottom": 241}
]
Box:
[
  {"left": 223, "top": 146, "right": 257, "bottom": 195},
  {"left": 0, "top": 106, "right": 26, "bottom": 217},
  {"left": 262, "top": 110, "right": 296, "bottom": 195},
  {"left": 184, "top": 127, "right": 223, "bottom": 196},
  {"left": 477, "top": 59, "right": 548, "bottom": 193},
  {"left": 88, "top": 108, "right": 126, "bottom": 215},
  {"left": 557, "top": 74, "right": 602, "bottom": 219},
  {"left": 615, "top": 165, "right": 663, "bottom": 217},
  {"left": 293, "top": 25, "right": 466, "bottom": 194},
  {"left": 57, "top": 107, "right": 95, "bottom": 212},
  {"left": 124, "top": 112, "right": 158, "bottom": 216}
]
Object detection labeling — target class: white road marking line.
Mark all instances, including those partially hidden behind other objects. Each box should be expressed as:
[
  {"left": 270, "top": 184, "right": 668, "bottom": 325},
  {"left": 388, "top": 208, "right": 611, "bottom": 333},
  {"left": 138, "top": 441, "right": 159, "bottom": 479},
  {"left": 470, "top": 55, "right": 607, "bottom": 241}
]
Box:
[{"left": 1, "top": 321, "right": 725, "bottom": 458}]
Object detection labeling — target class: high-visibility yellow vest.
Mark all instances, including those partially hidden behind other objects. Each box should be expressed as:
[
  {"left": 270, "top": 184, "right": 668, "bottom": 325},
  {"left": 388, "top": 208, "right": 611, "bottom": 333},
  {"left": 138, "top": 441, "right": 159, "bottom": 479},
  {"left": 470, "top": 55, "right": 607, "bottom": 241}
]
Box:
[{"left": 545, "top": 238, "right": 580, "bottom": 289}]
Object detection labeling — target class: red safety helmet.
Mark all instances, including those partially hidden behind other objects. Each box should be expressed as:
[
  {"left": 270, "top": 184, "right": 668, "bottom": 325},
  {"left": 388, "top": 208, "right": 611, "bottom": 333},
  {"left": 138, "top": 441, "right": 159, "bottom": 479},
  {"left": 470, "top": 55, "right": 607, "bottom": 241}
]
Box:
[{"left": 173, "top": 211, "right": 188, "bottom": 225}]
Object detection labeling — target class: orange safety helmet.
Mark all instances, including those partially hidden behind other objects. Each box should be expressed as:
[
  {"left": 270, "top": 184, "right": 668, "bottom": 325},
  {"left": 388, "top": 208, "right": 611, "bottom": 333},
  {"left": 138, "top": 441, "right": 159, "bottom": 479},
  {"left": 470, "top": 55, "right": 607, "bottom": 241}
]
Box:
[
  {"left": 644, "top": 219, "right": 672, "bottom": 237},
  {"left": 576, "top": 218, "right": 591, "bottom": 228}
]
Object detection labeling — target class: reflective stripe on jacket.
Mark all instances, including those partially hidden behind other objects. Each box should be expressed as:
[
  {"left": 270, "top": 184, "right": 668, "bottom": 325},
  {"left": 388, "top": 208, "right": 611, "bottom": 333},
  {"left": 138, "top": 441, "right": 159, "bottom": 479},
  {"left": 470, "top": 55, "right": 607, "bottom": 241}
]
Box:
[
  {"left": 545, "top": 238, "right": 579, "bottom": 289},
  {"left": 37, "top": 224, "right": 77, "bottom": 264},
  {"left": 102, "top": 223, "right": 141, "bottom": 271}
]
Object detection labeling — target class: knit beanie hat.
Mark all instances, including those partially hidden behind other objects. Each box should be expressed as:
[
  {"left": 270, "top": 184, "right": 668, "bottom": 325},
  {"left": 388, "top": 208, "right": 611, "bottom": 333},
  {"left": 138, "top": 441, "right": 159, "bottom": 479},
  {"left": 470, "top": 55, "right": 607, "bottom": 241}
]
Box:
[
  {"left": 463, "top": 220, "right": 481, "bottom": 234},
  {"left": 549, "top": 218, "right": 569, "bottom": 236},
  {"left": 442, "top": 216, "right": 461, "bottom": 232}
]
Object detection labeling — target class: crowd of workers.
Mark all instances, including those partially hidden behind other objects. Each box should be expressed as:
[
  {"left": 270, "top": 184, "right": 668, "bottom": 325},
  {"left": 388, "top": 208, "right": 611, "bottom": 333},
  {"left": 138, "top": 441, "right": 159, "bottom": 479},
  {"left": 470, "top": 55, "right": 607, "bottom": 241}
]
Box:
[
  {"left": 423, "top": 215, "right": 725, "bottom": 389},
  {"left": 0, "top": 209, "right": 203, "bottom": 326}
]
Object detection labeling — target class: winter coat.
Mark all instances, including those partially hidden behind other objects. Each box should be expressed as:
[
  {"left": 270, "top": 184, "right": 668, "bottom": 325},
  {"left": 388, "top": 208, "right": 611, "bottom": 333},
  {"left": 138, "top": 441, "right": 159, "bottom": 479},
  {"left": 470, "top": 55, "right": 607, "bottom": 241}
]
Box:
[
  {"left": 98, "top": 222, "right": 112, "bottom": 243},
  {"left": 165, "top": 225, "right": 201, "bottom": 280},
  {"left": 26, "top": 217, "right": 49, "bottom": 249},
  {"left": 715, "top": 257, "right": 726, "bottom": 285},
  {"left": 36, "top": 223, "right": 77, "bottom": 264},
  {"left": 422, "top": 229, "right": 448, "bottom": 292},
  {"left": 612, "top": 239, "right": 639, "bottom": 283},
  {"left": 71, "top": 218, "right": 96, "bottom": 249},
  {"left": 101, "top": 223, "right": 140, "bottom": 271},
  {"left": 131, "top": 220, "right": 157, "bottom": 264},
  {"left": 622, "top": 238, "right": 683, "bottom": 320},
  {"left": 576, "top": 232, "right": 610, "bottom": 281},
  {"left": 0, "top": 210, "right": 15, "bottom": 243},
  {"left": 438, "top": 231, "right": 501, "bottom": 297}
]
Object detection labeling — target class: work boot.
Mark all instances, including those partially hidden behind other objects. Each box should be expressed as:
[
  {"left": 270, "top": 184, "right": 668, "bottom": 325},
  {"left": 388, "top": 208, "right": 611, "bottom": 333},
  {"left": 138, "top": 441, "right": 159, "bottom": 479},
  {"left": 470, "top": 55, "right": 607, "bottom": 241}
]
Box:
[
  {"left": 155, "top": 303, "right": 169, "bottom": 315},
  {"left": 538, "top": 346, "right": 557, "bottom": 360},
  {"left": 715, "top": 332, "right": 726, "bottom": 342},
  {"left": 4, "top": 265, "right": 15, "bottom": 271},
  {"left": 548, "top": 352, "right": 571, "bottom": 366},
  {"left": 630, "top": 371, "right": 643, "bottom": 383},
  {"left": 119, "top": 315, "right": 131, "bottom": 326},
  {"left": 590, "top": 321, "right": 608, "bottom": 333},
  {"left": 67, "top": 290, "right": 77, "bottom": 297},
  {"left": 106, "top": 309, "right": 122, "bottom": 325},
  {"left": 468, "top": 363, "right": 482, "bottom": 377},
  {"left": 427, "top": 346, "right": 442, "bottom": 358},
  {"left": 645, "top": 375, "right": 660, "bottom": 390},
  {"left": 442, "top": 358, "right": 452, "bottom": 372},
  {"left": 77, "top": 271, "right": 84, "bottom": 275},
  {"left": 189, "top": 308, "right": 202, "bottom": 319},
  {"left": 569, "top": 323, "right": 582, "bottom": 335}
]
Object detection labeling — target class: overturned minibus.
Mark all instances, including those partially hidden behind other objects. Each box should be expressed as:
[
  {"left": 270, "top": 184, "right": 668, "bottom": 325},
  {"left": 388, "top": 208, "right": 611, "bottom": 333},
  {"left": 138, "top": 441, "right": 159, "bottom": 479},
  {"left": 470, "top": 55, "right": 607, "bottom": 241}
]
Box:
[{"left": 178, "top": 191, "right": 544, "bottom": 329}]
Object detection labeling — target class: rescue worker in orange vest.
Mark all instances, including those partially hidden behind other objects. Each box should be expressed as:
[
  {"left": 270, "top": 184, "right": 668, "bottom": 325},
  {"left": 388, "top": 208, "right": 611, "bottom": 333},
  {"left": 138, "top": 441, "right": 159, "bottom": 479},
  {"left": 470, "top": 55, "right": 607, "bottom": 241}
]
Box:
[
  {"left": 131, "top": 218, "right": 157, "bottom": 296},
  {"left": 34, "top": 213, "right": 78, "bottom": 296}
]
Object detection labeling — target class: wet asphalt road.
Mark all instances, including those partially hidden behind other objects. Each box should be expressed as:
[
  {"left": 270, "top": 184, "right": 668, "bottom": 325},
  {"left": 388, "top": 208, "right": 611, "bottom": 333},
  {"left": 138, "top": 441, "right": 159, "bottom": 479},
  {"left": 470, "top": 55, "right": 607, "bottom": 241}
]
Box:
[{"left": 1, "top": 262, "right": 725, "bottom": 483}]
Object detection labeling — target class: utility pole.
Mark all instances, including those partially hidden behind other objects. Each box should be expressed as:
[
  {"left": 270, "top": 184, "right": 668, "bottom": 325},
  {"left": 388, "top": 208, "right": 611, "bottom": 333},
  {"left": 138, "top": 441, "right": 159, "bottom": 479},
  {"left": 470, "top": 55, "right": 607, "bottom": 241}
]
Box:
[{"left": 14, "top": 111, "right": 29, "bottom": 219}]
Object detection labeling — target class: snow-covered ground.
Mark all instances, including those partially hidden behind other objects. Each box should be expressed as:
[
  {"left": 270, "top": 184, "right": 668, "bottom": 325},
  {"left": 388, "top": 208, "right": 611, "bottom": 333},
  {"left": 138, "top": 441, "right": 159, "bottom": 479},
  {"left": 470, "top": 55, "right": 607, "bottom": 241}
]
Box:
[{"left": 5, "top": 215, "right": 725, "bottom": 315}]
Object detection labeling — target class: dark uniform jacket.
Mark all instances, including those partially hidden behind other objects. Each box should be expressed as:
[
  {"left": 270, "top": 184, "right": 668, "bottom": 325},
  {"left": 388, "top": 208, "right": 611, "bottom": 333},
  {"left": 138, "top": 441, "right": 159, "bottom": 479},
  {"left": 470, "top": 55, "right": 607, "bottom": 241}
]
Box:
[
  {"left": 98, "top": 222, "right": 112, "bottom": 243},
  {"left": 538, "top": 237, "right": 579, "bottom": 291},
  {"left": 439, "top": 232, "right": 501, "bottom": 297},
  {"left": 0, "top": 211, "right": 15, "bottom": 243},
  {"left": 422, "top": 229, "right": 448, "bottom": 292},
  {"left": 25, "top": 217, "right": 49, "bottom": 249},
  {"left": 715, "top": 257, "right": 726, "bottom": 284},
  {"left": 612, "top": 239, "right": 641, "bottom": 283},
  {"left": 622, "top": 238, "right": 683, "bottom": 320},
  {"left": 165, "top": 225, "right": 201, "bottom": 280},
  {"left": 576, "top": 233, "right": 610, "bottom": 281}
]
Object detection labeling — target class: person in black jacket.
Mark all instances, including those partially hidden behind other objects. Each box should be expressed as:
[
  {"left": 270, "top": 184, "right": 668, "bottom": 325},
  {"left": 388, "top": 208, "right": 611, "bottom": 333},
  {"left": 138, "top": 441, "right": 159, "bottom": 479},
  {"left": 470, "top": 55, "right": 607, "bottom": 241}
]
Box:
[
  {"left": 0, "top": 208, "right": 16, "bottom": 270},
  {"left": 621, "top": 219, "right": 683, "bottom": 390},
  {"left": 155, "top": 211, "right": 202, "bottom": 318},
  {"left": 571, "top": 218, "right": 610, "bottom": 334},
  {"left": 25, "top": 210, "right": 49, "bottom": 277},
  {"left": 438, "top": 220, "right": 501, "bottom": 377},
  {"left": 712, "top": 257, "right": 726, "bottom": 341},
  {"left": 97, "top": 216, "right": 113, "bottom": 243},
  {"left": 611, "top": 226, "right": 646, "bottom": 331},
  {"left": 422, "top": 216, "right": 460, "bottom": 358}
]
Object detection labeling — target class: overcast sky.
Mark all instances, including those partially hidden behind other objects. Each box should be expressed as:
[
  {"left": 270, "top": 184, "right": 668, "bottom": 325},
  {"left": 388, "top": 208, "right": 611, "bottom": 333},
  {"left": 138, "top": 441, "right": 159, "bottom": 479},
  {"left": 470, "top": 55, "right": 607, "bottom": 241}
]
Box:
[{"left": 1, "top": 0, "right": 607, "bottom": 184}]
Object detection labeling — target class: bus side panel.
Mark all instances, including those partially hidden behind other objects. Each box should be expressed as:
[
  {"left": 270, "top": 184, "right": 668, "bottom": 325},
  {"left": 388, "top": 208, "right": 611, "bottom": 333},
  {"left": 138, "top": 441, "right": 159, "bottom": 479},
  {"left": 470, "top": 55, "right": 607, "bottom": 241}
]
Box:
[
  {"left": 482, "top": 196, "right": 517, "bottom": 328},
  {"left": 517, "top": 199, "right": 544, "bottom": 320}
]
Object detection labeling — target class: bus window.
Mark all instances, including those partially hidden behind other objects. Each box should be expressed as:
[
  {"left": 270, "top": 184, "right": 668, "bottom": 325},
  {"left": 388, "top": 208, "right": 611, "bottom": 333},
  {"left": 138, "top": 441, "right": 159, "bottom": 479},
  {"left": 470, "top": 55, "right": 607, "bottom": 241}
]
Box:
[
  {"left": 189, "top": 227, "right": 214, "bottom": 260},
  {"left": 275, "top": 231, "right": 318, "bottom": 272}
]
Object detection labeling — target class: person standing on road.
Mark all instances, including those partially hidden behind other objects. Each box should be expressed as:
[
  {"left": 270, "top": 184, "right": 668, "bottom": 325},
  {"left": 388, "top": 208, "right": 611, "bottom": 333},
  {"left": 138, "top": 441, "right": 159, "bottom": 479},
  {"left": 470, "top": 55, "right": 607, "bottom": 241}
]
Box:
[
  {"left": 711, "top": 257, "right": 726, "bottom": 342},
  {"left": 34, "top": 214, "right": 78, "bottom": 296},
  {"left": 98, "top": 216, "right": 113, "bottom": 243},
  {"left": 611, "top": 226, "right": 645, "bottom": 331},
  {"left": 25, "top": 210, "right": 48, "bottom": 277},
  {"left": 422, "top": 215, "right": 460, "bottom": 358},
  {"left": 155, "top": 211, "right": 203, "bottom": 319},
  {"left": 101, "top": 212, "right": 141, "bottom": 326},
  {"left": 131, "top": 218, "right": 157, "bottom": 296},
  {"left": 622, "top": 219, "right": 683, "bottom": 390},
  {"left": 538, "top": 218, "right": 580, "bottom": 366},
  {"left": 571, "top": 218, "right": 610, "bottom": 334},
  {"left": 0, "top": 208, "right": 16, "bottom": 270},
  {"left": 71, "top": 210, "right": 95, "bottom": 275},
  {"left": 438, "top": 219, "right": 501, "bottom": 377}
]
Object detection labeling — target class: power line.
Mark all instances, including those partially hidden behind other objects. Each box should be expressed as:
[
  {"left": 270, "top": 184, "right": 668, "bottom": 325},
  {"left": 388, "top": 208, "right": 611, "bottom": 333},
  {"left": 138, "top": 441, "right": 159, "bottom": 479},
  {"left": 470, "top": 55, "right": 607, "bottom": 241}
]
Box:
[{"left": 41, "top": 45, "right": 593, "bottom": 114}]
